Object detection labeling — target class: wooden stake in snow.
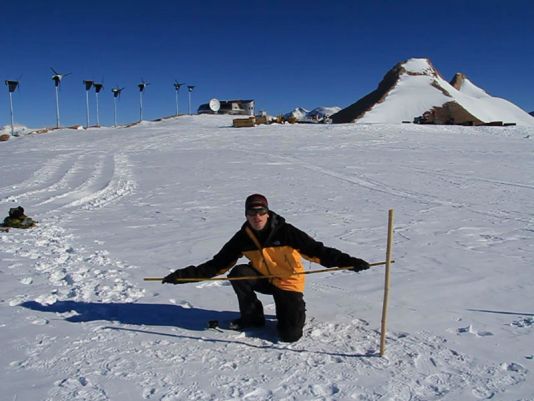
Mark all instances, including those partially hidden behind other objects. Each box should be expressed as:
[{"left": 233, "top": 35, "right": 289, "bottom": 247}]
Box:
[{"left": 380, "top": 209, "right": 394, "bottom": 357}]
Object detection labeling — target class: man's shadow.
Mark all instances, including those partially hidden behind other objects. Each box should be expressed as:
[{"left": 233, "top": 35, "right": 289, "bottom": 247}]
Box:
[
  {"left": 20, "top": 300, "right": 378, "bottom": 357},
  {"left": 20, "top": 300, "right": 244, "bottom": 331}
]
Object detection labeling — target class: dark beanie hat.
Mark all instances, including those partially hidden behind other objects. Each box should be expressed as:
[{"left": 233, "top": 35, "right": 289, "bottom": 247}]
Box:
[{"left": 245, "top": 193, "right": 268, "bottom": 210}]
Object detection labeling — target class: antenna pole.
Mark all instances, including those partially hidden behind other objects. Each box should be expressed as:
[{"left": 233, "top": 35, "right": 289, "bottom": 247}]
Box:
[
  {"left": 113, "top": 96, "right": 118, "bottom": 127},
  {"left": 93, "top": 83, "right": 103, "bottom": 127},
  {"left": 187, "top": 85, "right": 195, "bottom": 115},
  {"left": 95, "top": 92, "right": 100, "bottom": 127},
  {"left": 85, "top": 89, "right": 90, "bottom": 128},
  {"left": 175, "top": 89, "right": 179, "bottom": 116},
  {"left": 8, "top": 91, "right": 15, "bottom": 136},
  {"left": 139, "top": 91, "right": 143, "bottom": 121},
  {"left": 55, "top": 85, "right": 61, "bottom": 128},
  {"left": 83, "top": 81, "right": 94, "bottom": 128},
  {"left": 188, "top": 90, "right": 192, "bottom": 115}
]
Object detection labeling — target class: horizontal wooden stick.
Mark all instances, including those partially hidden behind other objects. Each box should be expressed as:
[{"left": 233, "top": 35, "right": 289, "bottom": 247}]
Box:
[{"left": 144, "top": 260, "right": 394, "bottom": 282}]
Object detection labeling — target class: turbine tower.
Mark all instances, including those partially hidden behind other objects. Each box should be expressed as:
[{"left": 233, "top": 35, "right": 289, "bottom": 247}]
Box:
[
  {"left": 4, "top": 80, "right": 20, "bottom": 136},
  {"left": 137, "top": 80, "right": 149, "bottom": 121},
  {"left": 173, "top": 81, "right": 184, "bottom": 116},
  {"left": 93, "top": 82, "right": 104, "bottom": 127},
  {"left": 111, "top": 87, "right": 124, "bottom": 127},
  {"left": 51, "top": 67, "right": 70, "bottom": 128},
  {"left": 187, "top": 85, "right": 195, "bottom": 115},
  {"left": 83, "top": 80, "right": 94, "bottom": 128}
]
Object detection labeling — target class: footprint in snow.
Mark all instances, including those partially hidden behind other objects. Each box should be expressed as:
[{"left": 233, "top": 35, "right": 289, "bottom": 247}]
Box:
[
  {"left": 500, "top": 362, "right": 527, "bottom": 373},
  {"left": 179, "top": 301, "right": 193, "bottom": 308},
  {"left": 510, "top": 317, "right": 534, "bottom": 328},
  {"left": 31, "top": 318, "right": 49, "bottom": 325},
  {"left": 456, "top": 324, "right": 493, "bottom": 337},
  {"left": 309, "top": 383, "right": 340, "bottom": 396},
  {"left": 169, "top": 299, "right": 193, "bottom": 308}
]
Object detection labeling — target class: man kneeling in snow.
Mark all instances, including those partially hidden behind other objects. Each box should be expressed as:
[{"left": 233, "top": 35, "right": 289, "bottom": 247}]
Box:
[{"left": 162, "top": 194, "right": 369, "bottom": 342}]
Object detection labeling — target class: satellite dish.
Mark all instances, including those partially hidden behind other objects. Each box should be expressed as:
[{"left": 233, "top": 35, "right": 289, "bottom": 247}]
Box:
[{"left": 209, "top": 98, "right": 220, "bottom": 112}]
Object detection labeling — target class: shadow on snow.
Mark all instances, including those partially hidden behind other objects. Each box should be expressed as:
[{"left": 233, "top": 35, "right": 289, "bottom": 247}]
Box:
[
  {"left": 20, "top": 300, "right": 241, "bottom": 331},
  {"left": 20, "top": 300, "right": 379, "bottom": 358}
]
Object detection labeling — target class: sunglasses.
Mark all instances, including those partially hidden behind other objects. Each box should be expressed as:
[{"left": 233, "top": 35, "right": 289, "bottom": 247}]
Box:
[{"left": 246, "top": 207, "right": 268, "bottom": 216}]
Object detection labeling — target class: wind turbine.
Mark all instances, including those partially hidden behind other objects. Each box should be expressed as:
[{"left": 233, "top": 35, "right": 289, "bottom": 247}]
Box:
[
  {"left": 83, "top": 80, "right": 94, "bottom": 128},
  {"left": 187, "top": 85, "right": 195, "bottom": 115},
  {"left": 51, "top": 67, "right": 70, "bottom": 128},
  {"left": 137, "top": 80, "right": 149, "bottom": 121},
  {"left": 4, "top": 79, "right": 20, "bottom": 136},
  {"left": 173, "top": 81, "right": 184, "bottom": 116},
  {"left": 93, "top": 82, "right": 104, "bottom": 127},
  {"left": 111, "top": 86, "right": 124, "bottom": 127}
]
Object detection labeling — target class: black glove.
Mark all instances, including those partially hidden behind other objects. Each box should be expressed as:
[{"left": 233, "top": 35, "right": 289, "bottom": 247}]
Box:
[
  {"left": 350, "top": 258, "right": 370, "bottom": 272},
  {"left": 162, "top": 265, "right": 197, "bottom": 284}
]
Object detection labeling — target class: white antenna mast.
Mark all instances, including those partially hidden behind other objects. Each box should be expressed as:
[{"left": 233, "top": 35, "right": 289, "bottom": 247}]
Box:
[
  {"left": 111, "top": 86, "right": 124, "bottom": 127},
  {"left": 138, "top": 80, "right": 149, "bottom": 121},
  {"left": 51, "top": 67, "right": 70, "bottom": 128},
  {"left": 5, "top": 80, "right": 20, "bottom": 136},
  {"left": 187, "top": 85, "right": 195, "bottom": 115},
  {"left": 83, "top": 80, "right": 94, "bottom": 128},
  {"left": 94, "top": 82, "right": 104, "bottom": 127},
  {"left": 174, "top": 81, "right": 184, "bottom": 116}
]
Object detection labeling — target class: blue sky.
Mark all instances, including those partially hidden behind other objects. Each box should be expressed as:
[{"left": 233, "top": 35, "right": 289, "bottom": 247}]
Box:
[{"left": 1, "top": 0, "right": 533, "bottom": 128}]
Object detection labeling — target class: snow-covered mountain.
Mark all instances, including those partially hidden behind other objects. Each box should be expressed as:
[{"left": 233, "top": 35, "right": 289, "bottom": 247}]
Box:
[
  {"left": 307, "top": 106, "right": 341, "bottom": 120},
  {"left": 284, "top": 106, "right": 341, "bottom": 122},
  {"left": 284, "top": 107, "right": 309, "bottom": 121},
  {"left": 331, "top": 58, "right": 534, "bottom": 126}
]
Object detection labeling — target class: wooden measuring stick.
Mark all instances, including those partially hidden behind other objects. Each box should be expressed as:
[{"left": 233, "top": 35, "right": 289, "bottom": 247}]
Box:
[
  {"left": 380, "top": 209, "right": 394, "bottom": 357},
  {"left": 143, "top": 260, "right": 394, "bottom": 282}
]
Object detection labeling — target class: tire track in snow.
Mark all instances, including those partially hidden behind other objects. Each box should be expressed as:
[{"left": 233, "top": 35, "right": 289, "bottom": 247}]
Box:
[
  {"left": 1, "top": 153, "right": 91, "bottom": 206},
  {"left": 238, "top": 149, "right": 456, "bottom": 207},
  {"left": 0, "top": 153, "right": 79, "bottom": 204},
  {"left": 241, "top": 149, "right": 533, "bottom": 224},
  {"left": 36, "top": 153, "right": 110, "bottom": 209},
  {"left": 32, "top": 152, "right": 135, "bottom": 212},
  {"left": 61, "top": 153, "right": 136, "bottom": 211},
  {"left": 410, "top": 166, "right": 534, "bottom": 191}
]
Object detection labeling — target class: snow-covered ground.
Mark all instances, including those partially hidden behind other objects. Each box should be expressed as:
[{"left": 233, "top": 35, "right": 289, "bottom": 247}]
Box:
[{"left": 1, "top": 115, "right": 533, "bottom": 401}]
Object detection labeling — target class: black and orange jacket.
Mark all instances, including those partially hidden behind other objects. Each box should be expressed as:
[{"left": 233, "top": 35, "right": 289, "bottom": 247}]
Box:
[{"left": 172, "top": 211, "right": 361, "bottom": 293}]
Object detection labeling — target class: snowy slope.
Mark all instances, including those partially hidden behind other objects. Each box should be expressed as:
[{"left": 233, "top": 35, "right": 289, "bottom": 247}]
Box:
[
  {"left": 1, "top": 115, "right": 534, "bottom": 401},
  {"left": 357, "top": 58, "right": 534, "bottom": 126},
  {"left": 452, "top": 75, "right": 534, "bottom": 125},
  {"left": 358, "top": 63, "right": 450, "bottom": 124}
]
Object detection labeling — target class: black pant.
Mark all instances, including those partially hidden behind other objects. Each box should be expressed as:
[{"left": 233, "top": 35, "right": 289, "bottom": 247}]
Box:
[{"left": 229, "top": 264, "right": 306, "bottom": 342}]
